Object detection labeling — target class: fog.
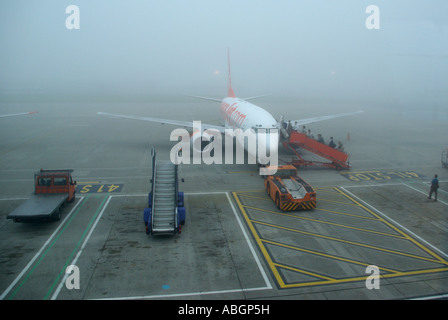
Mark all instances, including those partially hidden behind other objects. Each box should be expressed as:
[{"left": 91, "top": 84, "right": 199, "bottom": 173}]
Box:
[{"left": 1, "top": 0, "right": 447, "bottom": 107}]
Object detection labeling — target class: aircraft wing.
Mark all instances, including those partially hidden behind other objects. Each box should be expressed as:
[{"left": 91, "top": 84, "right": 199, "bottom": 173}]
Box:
[
  {"left": 97, "top": 112, "right": 226, "bottom": 133},
  {"left": 187, "top": 94, "right": 268, "bottom": 102},
  {"left": 185, "top": 95, "right": 222, "bottom": 102},
  {"left": 0, "top": 111, "right": 38, "bottom": 118},
  {"left": 242, "top": 94, "right": 269, "bottom": 101},
  {"left": 291, "top": 110, "right": 364, "bottom": 126}
]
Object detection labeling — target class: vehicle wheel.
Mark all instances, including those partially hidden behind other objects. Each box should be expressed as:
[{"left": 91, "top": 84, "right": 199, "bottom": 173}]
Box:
[
  {"left": 53, "top": 207, "right": 61, "bottom": 221},
  {"left": 275, "top": 193, "right": 280, "bottom": 209},
  {"left": 266, "top": 183, "right": 271, "bottom": 195}
]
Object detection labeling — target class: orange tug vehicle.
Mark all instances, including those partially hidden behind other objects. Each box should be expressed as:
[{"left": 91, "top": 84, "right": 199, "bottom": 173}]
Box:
[
  {"left": 264, "top": 165, "right": 316, "bottom": 211},
  {"left": 7, "top": 169, "right": 76, "bottom": 222}
]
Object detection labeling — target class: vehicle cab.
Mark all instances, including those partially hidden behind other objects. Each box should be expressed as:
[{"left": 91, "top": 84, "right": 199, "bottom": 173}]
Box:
[{"left": 35, "top": 169, "right": 77, "bottom": 202}]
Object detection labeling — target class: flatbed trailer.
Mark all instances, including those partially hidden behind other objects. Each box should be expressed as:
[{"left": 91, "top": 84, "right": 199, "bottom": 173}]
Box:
[
  {"left": 8, "top": 194, "right": 69, "bottom": 222},
  {"left": 7, "top": 169, "right": 76, "bottom": 222}
]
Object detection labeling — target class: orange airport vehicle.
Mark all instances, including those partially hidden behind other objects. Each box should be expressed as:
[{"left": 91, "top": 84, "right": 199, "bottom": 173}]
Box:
[
  {"left": 264, "top": 165, "right": 316, "bottom": 211},
  {"left": 7, "top": 169, "right": 76, "bottom": 222},
  {"left": 282, "top": 131, "right": 350, "bottom": 171}
]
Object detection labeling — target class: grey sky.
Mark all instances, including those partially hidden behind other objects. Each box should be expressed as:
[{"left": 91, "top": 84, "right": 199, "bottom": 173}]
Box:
[{"left": 0, "top": 0, "right": 447, "bottom": 104}]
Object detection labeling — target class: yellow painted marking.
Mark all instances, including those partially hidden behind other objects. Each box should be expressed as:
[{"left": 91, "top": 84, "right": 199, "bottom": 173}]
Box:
[
  {"left": 80, "top": 184, "right": 93, "bottom": 194},
  {"left": 238, "top": 193, "right": 272, "bottom": 202},
  {"left": 263, "top": 239, "right": 399, "bottom": 274},
  {"left": 243, "top": 205, "right": 405, "bottom": 239},
  {"left": 253, "top": 219, "right": 444, "bottom": 264},
  {"left": 340, "top": 170, "right": 382, "bottom": 174},
  {"left": 232, "top": 187, "right": 448, "bottom": 289},
  {"left": 314, "top": 188, "right": 341, "bottom": 194},
  {"left": 107, "top": 184, "right": 121, "bottom": 193},
  {"left": 335, "top": 187, "right": 448, "bottom": 265},
  {"left": 277, "top": 267, "right": 448, "bottom": 289},
  {"left": 317, "top": 207, "right": 380, "bottom": 221},
  {"left": 232, "top": 191, "right": 284, "bottom": 287},
  {"left": 316, "top": 197, "right": 360, "bottom": 206},
  {"left": 273, "top": 263, "right": 335, "bottom": 282}
]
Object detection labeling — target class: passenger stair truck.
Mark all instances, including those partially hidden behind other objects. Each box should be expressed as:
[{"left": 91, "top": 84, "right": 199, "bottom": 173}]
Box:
[
  {"left": 7, "top": 169, "right": 76, "bottom": 222},
  {"left": 143, "top": 149, "right": 186, "bottom": 236},
  {"left": 283, "top": 131, "right": 351, "bottom": 171}
]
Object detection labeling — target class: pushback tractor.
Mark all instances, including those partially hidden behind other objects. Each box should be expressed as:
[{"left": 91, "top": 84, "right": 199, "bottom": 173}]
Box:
[
  {"left": 264, "top": 165, "right": 316, "bottom": 211},
  {"left": 143, "top": 149, "right": 186, "bottom": 236}
]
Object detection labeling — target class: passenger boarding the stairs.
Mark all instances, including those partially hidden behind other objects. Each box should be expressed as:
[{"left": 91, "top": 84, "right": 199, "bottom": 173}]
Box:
[
  {"left": 329, "top": 137, "right": 336, "bottom": 148},
  {"left": 317, "top": 134, "right": 325, "bottom": 144},
  {"left": 307, "top": 129, "right": 314, "bottom": 139}
]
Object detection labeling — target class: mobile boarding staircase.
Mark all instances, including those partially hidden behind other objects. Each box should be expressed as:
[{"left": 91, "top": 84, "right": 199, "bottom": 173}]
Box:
[
  {"left": 281, "top": 130, "right": 351, "bottom": 171},
  {"left": 143, "top": 148, "right": 185, "bottom": 236}
]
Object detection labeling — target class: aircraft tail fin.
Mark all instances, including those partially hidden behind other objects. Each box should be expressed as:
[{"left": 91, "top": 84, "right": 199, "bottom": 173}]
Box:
[{"left": 227, "top": 48, "right": 236, "bottom": 98}]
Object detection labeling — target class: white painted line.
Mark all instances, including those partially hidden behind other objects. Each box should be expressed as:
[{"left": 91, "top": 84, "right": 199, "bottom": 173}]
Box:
[
  {"left": 50, "top": 192, "right": 271, "bottom": 300},
  {"left": 341, "top": 182, "right": 413, "bottom": 188},
  {"left": 51, "top": 195, "right": 112, "bottom": 300},
  {"left": 94, "top": 286, "right": 270, "bottom": 300},
  {"left": 340, "top": 186, "right": 448, "bottom": 259},
  {"left": 405, "top": 183, "right": 448, "bottom": 206},
  {"left": 225, "top": 191, "right": 272, "bottom": 290},
  {"left": 343, "top": 181, "right": 447, "bottom": 205},
  {"left": 0, "top": 197, "right": 85, "bottom": 300},
  {"left": 410, "top": 293, "right": 448, "bottom": 300}
]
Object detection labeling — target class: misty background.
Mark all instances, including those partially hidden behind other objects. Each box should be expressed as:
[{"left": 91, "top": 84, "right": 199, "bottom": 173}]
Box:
[{"left": 0, "top": 0, "right": 447, "bottom": 109}]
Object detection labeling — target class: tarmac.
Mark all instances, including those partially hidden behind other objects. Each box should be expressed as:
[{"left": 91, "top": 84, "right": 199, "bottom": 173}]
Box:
[{"left": 0, "top": 98, "right": 447, "bottom": 300}]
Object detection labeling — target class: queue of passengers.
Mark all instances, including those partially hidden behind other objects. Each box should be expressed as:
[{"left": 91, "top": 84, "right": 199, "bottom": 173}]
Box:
[{"left": 283, "top": 120, "right": 345, "bottom": 152}]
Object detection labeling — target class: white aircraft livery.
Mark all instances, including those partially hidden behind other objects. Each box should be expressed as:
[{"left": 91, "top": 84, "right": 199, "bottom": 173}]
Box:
[{"left": 98, "top": 50, "right": 363, "bottom": 167}]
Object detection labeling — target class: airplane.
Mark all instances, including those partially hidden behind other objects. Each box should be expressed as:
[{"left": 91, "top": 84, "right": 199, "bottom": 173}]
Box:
[
  {"left": 0, "top": 111, "right": 38, "bottom": 118},
  {"left": 98, "top": 50, "right": 363, "bottom": 166}
]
